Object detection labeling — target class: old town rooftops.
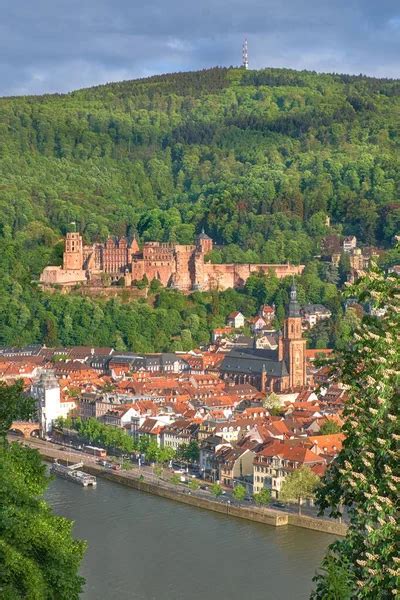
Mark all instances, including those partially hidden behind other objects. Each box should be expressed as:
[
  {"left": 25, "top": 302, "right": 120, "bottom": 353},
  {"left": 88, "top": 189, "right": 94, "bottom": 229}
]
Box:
[{"left": 254, "top": 440, "right": 325, "bottom": 464}]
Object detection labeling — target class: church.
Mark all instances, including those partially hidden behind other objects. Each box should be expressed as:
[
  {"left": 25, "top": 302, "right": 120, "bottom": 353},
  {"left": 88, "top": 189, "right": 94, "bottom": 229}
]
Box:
[{"left": 220, "top": 284, "right": 307, "bottom": 392}]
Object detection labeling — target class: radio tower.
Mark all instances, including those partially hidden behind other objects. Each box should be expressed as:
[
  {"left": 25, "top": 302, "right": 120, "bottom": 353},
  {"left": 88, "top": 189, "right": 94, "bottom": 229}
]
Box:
[{"left": 242, "top": 38, "right": 249, "bottom": 70}]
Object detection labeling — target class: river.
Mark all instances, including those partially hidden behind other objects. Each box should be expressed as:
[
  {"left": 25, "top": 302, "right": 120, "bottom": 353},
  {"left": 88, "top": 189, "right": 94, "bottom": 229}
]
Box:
[{"left": 46, "top": 476, "right": 333, "bottom": 600}]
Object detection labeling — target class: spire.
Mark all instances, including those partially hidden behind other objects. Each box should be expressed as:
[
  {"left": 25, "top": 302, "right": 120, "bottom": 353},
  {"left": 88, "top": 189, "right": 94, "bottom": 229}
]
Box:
[
  {"left": 242, "top": 38, "right": 249, "bottom": 70},
  {"left": 198, "top": 228, "right": 211, "bottom": 240},
  {"left": 288, "top": 279, "right": 301, "bottom": 317}
]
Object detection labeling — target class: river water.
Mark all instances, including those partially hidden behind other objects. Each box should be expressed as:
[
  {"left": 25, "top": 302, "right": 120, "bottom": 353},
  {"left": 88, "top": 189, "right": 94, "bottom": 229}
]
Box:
[{"left": 46, "top": 477, "right": 333, "bottom": 600}]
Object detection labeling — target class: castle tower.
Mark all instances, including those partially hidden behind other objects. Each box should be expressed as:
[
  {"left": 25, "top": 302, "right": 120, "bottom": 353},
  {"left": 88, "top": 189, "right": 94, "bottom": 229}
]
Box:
[
  {"left": 283, "top": 282, "right": 306, "bottom": 389},
  {"left": 196, "top": 229, "right": 213, "bottom": 255},
  {"left": 63, "top": 232, "right": 83, "bottom": 271}
]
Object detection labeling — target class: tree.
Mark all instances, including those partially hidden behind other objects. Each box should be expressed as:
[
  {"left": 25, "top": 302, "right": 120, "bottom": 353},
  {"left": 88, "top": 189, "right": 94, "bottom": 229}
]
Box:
[
  {"left": 263, "top": 392, "right": 282, "bottom": 416},
  {"left": 177, "top": 440, "right": 200, "bottom": 464},
  {"left": 149, "top": 278, "right": 162, "bottom": 294},
  {"left": 319, "top": 420, "right": 341, "bottom": 435},
  {"left": 0, "top": 381, "right": 86, "bottom": 599},
  {"left": 334, "top": 307, "right": 362, "bottom": 351},
  {"left": 232, "top": 484, "right": 247, "bottom": 502},
  {"left": 210, "top": 483, "right": 223, "bottom": 498},
  {"left": 312, "top": 263, "right": 399, "bottom": 599},
  {"left": 189, "top": 479, "right": 200, "bottom": 491},
  {"left": 157, "top": 446, "right": 175, "bottom": 465},
  {"left": 338, "top": 253, "right": 351, "bottom": 286},
  {"left": 253, "top": 488, "right": 271, "bottom": 506},
  {"left": 312, "top": 553, "right": 355, "bottom": 600},
  {"left": 280, "top": 466, "right": 320, "bottom": 514},
  {"left": 0, "top": 380, "right": 35, "bottom": 439}
]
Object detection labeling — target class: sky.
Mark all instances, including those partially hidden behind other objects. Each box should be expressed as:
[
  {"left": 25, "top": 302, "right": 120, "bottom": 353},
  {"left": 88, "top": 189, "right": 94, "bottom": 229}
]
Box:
[{"left": 1, "top": 0, "right": 399, "bottom": 96}]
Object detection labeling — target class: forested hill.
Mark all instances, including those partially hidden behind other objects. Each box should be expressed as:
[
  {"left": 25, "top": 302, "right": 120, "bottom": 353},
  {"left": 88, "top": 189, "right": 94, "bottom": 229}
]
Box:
[{"left": 0, "top": 66, "right": 399, "bottom": 350}]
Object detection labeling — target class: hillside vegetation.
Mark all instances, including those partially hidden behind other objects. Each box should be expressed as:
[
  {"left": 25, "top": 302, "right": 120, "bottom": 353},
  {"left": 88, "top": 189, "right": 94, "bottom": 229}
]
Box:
[{"left": 0, "top": 67, "right": 399, "bottom": 349}]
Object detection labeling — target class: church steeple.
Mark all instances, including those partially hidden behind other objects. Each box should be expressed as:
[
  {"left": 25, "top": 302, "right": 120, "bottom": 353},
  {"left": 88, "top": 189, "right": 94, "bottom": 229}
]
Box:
[
  {"left": 288, "top": 279, "right": 301, "bottom": 317},
  {"left": 282, "top": 279, "right": 306, "bottom": 389}
]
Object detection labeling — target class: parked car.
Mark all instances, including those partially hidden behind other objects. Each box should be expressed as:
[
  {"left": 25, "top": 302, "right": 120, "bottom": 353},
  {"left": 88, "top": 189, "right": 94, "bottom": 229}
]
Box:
[{"left": 271, "top": 501, "right": 287, "bottom": 509}]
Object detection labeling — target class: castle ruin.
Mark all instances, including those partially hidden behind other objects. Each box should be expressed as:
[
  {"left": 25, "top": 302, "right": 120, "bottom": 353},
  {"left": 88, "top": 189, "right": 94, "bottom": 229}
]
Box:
[{"left": 40, "top": 231, "right": 304, "bottom": 292}]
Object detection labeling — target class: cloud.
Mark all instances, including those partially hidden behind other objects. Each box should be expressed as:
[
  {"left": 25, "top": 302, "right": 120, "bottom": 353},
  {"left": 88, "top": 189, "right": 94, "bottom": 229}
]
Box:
[{"left": 0, "top": 0, "right": 399, "bottom": 96}]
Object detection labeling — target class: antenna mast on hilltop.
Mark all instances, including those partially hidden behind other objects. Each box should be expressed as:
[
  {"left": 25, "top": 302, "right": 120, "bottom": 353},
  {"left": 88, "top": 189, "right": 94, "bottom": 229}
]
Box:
[{"left": 242, "top": 38, "right": 249, "bottom": 70}]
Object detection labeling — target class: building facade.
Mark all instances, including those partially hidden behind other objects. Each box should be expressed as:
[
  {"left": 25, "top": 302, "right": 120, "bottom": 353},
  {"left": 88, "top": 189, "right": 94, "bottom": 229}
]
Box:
[
  {"left": 40, "top": 231, "right": 304, "bottom": 292},
  {"left": 31, "top": 370, "right": 71, "bottom": 434}
]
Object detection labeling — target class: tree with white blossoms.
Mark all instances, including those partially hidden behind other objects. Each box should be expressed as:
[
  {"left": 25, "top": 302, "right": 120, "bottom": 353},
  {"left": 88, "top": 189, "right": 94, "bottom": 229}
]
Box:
[{"left": 311, "top": 263, "right": 399, "bottom": 599}]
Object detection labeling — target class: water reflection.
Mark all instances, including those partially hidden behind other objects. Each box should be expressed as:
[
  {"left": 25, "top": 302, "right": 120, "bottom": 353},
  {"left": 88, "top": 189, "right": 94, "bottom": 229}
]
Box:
[{"left": 46, "top": 477, "right": 332, "bottom": 600}]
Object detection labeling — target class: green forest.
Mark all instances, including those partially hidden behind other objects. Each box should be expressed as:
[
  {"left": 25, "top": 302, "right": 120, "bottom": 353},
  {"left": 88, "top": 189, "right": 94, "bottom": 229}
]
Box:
[{"left": 0, "top": 67, "right": 399, "bottom": 350}]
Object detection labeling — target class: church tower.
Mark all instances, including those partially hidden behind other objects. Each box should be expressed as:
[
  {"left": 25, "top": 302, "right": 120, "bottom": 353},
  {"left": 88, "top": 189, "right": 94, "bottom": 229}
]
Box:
[{"left": 283, "top": 282, "right": 307, "bottom": 389}]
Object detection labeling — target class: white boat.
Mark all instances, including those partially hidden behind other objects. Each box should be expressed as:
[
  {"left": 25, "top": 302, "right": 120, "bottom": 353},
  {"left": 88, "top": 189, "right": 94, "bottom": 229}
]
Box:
[{"left": 50, "top": 460, "right": 97, "bottom": 487}]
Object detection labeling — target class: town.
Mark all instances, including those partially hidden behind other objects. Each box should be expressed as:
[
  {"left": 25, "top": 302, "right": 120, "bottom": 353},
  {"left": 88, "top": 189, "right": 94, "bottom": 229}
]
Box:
[{"left": 4, "top": 285, "right": 346, "bottom": 510}]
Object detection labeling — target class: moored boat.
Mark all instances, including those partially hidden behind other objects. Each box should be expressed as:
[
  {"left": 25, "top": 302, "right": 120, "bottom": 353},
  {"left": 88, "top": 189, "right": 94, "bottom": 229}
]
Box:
[{"left": 50, "top": 460, "right": 97, "bottom": 487}]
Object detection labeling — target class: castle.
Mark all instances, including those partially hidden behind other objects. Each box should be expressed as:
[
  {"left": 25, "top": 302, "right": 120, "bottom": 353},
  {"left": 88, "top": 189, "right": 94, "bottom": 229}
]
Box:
[{"left": 40, "top": 231, "right": 304, "bottom": 292}]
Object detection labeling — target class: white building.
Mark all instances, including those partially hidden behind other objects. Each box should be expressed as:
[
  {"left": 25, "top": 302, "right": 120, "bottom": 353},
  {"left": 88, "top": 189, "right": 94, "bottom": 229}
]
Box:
[
  {"left": 227, "top": 311, "right": 245, "bottom": 329},
  {"left": 31, "top": 370, "right": 70, "bottom": 434},
  {"left": 343, "top": 236, "right": 357, "bottom": 253},
  {"left": 302, "top": 304, "right": 332, "bottom": 329}
]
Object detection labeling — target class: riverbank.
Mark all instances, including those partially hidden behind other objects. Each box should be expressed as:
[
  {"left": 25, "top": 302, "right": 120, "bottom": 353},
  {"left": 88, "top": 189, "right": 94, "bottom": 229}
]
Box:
[{"left": 19, "top": 437, "right": 347, "bottom": 537}]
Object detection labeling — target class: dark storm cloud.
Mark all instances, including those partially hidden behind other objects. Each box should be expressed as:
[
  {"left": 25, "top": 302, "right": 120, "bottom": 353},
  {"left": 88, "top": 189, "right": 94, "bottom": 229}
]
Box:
[{"left": 1, "top": 0, "right": 399, "bottom": 95}]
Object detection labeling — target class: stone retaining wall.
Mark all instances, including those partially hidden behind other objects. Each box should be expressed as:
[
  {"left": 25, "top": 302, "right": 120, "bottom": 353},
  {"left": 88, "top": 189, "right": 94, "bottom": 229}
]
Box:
[
  {"left": 41, "top": 451, "right": 346, "bottom": 536},
  {"left": 287, "top": 514, "right": 347, "bottom": 536}
]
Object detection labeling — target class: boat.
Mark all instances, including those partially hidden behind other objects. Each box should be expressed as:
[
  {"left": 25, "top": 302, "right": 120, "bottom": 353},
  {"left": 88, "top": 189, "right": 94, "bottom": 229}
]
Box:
[{"left": 50, "top": 460, "right": 97, "bottom": 487}]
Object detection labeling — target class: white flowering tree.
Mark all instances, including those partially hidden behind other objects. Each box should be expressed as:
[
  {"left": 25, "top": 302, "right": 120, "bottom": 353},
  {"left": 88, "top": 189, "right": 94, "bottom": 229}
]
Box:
[{"left": 312, "top": 264, "right": 399, "bottom": 598}]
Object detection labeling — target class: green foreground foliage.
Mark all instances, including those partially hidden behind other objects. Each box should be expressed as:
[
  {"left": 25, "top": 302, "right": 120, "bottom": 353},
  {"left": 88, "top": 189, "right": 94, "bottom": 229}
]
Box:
[
  {"left": 0, "top": 384, "right": 86, "bottom": 599},
  {"left": 312, "top": 265, "right": 399, "bottom": 599},
  {"left": 0, "top": 67, "right": 399, "bottom": 350}
]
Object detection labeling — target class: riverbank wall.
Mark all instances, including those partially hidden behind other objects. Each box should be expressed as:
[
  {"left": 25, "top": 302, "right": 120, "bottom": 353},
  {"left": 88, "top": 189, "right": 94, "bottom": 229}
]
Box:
[{"left": 40, "top": 449, "right": 347, "bottom": 536}]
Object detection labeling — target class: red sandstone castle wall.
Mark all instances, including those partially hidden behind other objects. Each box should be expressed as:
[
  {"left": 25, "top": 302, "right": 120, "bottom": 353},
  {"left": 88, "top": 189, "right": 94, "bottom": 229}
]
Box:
[
  {"left": 203, "top": 263, "right": 304, "bottom": 291},
  {"left": 132, "top": 260, "right": 175, "bottom": 287},
  {"left": 173, "top": 245, "right": 196, "bottom": 290}
]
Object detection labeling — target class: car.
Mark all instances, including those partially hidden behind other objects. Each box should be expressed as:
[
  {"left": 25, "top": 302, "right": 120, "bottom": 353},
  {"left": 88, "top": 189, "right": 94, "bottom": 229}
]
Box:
[{"left": 271, "top": 501, "right": 287, "bottom": 509}]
